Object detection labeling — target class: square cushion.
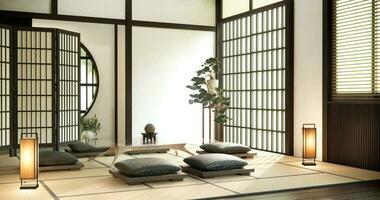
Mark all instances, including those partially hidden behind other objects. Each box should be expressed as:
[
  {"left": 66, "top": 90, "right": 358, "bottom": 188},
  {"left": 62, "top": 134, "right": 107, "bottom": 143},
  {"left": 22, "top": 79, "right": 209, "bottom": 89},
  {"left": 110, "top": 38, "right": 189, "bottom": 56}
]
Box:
[
  {"left": 184, "top": 153, "right": 247, "bottom": 171},
  {"left": 39, "top": 151, "right": 78, "bottom": 166},
  {"left": 68, "top": 142, "right": 94, "bottom": 153},
  {"left": 200, "top": 143, "right": 251, "bottom": 154},
  {"left": 115, "top": 158, "right": 181, "bottom": 177}
]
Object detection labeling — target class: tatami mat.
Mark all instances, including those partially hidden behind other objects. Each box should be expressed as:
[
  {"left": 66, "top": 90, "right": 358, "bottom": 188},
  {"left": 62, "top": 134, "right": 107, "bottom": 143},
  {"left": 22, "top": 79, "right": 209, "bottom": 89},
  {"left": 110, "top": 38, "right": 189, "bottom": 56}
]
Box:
[
  {"left": 146, "top": 176, "right": 204, "bottom": 188},
  {"left": 285, "top": 161, "right": 380, "bottom": 181},
  {"left": 44, "top": 176, "right": 148, "bottom": 197},
  {"left": 214, "top": 173, "right": 358, "bottom": 194},
  {"left": 59, "top": 184, "right": 235, "bottom": 200},
  {"left": 39, "top": 168, "right": 109, "bottom": 181},
  {"left": 1, "top": 148, "right": 380, "bottom": 200},
  {"left": 0, "top": 182, "right": 54, "bottom": 200},
  {"left": 250, "top": 163, "right": 318, "bottom": 178},
  {"left": 0, "top": 172, "right": 19, "bottom": 184}
]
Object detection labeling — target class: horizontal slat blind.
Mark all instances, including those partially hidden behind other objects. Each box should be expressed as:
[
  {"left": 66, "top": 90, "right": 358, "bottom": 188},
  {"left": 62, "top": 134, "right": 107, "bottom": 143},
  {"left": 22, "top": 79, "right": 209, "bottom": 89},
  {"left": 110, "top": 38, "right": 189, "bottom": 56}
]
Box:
[{"left": 332, "top": 0, "right": 380, "bottom": 98}]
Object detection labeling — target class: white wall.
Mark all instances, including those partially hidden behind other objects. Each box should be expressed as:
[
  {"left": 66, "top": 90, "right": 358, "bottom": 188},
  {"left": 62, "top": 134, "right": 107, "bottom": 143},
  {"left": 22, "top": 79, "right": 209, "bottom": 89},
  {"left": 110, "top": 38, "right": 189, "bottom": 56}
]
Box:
[
  {"left": 132, "top": 27, "right": 215, "bottom": 145},
  {"left": 293, "top": 0, "right": 323, "bottom": 160},
  {"left": 33, "top": 19, "right": 115, "bottom": 147},
  {"left": 0, "top": 0, "right": 50, "bottom": 13},
  {"left": 58, "top": 0, "right": 125, "bottom": 19},
  {"left": 132, "top": 0, "right": 215, "bottom": 26}
]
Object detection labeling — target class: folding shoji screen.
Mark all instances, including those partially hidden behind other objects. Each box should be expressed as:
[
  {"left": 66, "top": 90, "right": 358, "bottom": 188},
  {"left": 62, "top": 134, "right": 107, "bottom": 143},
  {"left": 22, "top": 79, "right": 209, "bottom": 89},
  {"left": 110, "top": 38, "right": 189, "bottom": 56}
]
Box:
[
  {"left": 57, "top": 30, "right": 80, "bottom": 145},
  {"left": 16, "top": 27, "right": 56, "bottom": 147},
  {"left": 220, "top": 1, "right": 293, "bottom": 154},
  {"left": 0, "top": 24, "right": 11, "bottom": 150},
  {"left": 0, "top": 24, "right": 80, "bottom": 152}
]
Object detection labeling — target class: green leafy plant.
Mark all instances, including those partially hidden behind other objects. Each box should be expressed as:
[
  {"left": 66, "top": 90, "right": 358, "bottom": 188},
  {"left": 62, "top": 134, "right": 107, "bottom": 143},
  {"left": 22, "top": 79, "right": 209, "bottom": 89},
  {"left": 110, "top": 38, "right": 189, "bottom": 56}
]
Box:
[
  {"left": 80, "top": 115, "right": 101, "bottom": 135},
  {"left": 187, "top": 58, "right": 231, "bottom": 124}
]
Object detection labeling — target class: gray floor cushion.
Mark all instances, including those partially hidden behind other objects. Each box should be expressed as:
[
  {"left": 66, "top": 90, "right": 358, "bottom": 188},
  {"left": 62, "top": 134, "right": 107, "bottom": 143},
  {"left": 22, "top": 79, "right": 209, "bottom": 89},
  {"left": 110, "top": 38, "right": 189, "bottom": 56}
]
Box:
[
  {"left": 39, "top": 151, "right": 78, "bottom": 166},
  {"left": 184, "top": 153, "right": 248, "bottom": 171},
  {"left": 200, "top": 143, "right": 251, "bottom": 154},
  {"left": 68, "top": 142, "right": 94, "bottom": 153},
  {"left": 115, "top": 157, "right": 181, "bottom": 177}
]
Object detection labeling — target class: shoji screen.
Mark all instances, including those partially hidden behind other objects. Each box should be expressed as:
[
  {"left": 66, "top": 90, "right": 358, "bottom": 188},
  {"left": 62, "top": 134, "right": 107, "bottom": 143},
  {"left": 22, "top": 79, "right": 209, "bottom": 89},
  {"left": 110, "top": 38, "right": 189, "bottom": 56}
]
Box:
[
  {"left": 0, "top": 24, "right": 80, "bottom": 151},
  {"left": 221, "top": 2, "right": 292, "bottom": 154},
  {"left": 57, "top": 30, "right": 80, "bottom": 144},
  {"left": 0, "top": 25, "right": 11, "bottom": 149},
  {"left": 16, "top": 27, "right": 55, "bottom": 146}
]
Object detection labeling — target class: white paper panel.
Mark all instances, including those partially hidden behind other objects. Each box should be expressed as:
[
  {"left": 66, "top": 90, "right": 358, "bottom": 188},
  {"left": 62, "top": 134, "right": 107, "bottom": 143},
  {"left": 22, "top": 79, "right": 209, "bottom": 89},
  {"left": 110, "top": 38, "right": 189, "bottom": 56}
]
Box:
[
  {"left": 58, "top": 0, "right": 125, "bottom": 19},
  {"left": 223, "top": 0, "right": 249, "bottom": 18},
  {"left": 132, "top": 0, "right": 215, "bottom": 26},
  {"left": 252, "top": 0, "right": 283, "bottom": 9},
  {"left": 0, "top": 0, "right": 50, "bottom": 13},
  {"left": 132, "top": 27, "right": 215, "bottom": 145}
]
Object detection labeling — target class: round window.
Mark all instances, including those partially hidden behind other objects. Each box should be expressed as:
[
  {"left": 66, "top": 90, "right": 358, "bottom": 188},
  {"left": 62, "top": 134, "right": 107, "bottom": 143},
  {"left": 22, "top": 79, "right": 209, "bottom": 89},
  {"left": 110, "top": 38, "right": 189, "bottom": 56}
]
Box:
[{"left": 80, "top": 44, "right": 99, "bottom": 117}]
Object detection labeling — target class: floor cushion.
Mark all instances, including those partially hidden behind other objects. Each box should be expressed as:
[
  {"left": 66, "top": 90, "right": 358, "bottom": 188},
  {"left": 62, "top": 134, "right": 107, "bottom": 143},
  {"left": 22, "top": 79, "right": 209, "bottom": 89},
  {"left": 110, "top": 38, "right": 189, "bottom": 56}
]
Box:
[
  {"left": 115, "top": 158, "right": 181, "bottom": 177},
  {"left": 39, "top": 151, "right": 78, "bottom": 166},
  {"left": 200, "top": 143, "right": 251, "bottom": 154},
  {"left": 184, "top": 153, "right": 248, "bottom": 171},
  {"left": 68, "top": 142, "right": 94, "bottom": 153}
]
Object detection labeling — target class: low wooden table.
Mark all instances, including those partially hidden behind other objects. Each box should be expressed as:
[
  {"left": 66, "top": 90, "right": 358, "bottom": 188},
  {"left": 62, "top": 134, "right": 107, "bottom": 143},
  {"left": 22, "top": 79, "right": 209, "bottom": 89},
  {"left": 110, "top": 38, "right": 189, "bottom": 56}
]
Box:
[{"left": 91, "top": 143, "right": 195, "bottom": 167}]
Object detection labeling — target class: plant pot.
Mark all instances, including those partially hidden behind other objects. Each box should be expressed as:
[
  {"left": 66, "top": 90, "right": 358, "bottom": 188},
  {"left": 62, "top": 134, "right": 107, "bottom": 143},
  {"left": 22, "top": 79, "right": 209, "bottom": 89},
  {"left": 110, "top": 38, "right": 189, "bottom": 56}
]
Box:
[{"left": 81, "top": 131, "right": 96, "bottom": 143}]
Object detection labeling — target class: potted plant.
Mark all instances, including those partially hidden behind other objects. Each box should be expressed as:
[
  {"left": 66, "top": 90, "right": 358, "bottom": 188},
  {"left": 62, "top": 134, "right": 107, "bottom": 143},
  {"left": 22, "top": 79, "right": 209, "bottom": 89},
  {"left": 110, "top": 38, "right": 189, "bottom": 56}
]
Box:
[
  {"left": 186, "top": 58, "right": 230, "bottom": 124},
  {"left": 80, "top": 115, "right": 101, "bottom": 144}
]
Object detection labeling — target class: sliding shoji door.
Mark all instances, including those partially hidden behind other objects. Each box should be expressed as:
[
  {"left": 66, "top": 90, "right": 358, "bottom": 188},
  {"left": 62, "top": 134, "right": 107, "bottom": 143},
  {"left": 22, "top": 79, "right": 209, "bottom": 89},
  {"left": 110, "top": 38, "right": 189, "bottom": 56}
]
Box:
[
  {"left": 56, "top": 30, "right": 80, "bottom": 145},
  {"left": 0, "top": 24, "right": 11, "bottom": 150},
  {"left": 16, "top": 27, "right": 56, "bottom": 147},
  {"left": 221, "top": 1, "right": 293, "bottom": 154}
]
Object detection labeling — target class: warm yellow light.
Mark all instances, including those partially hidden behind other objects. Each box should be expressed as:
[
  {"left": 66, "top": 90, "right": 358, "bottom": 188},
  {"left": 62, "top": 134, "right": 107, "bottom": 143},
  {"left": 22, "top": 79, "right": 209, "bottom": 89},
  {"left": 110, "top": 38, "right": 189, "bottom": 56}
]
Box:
[
  {"left": 20, "top": 139, "right": 38, "bottom": 179},
  {"left": 20, "top": 134, "right": 39, "bottom": 189},
  {"left": 303, "top": 128, "right": 316, "bottom": 158}
]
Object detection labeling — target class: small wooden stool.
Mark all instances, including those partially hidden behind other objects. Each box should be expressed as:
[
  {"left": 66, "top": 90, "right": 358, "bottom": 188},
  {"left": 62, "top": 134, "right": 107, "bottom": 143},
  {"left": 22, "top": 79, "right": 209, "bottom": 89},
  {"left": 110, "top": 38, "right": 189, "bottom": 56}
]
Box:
[{"left": 141, "top": 132, "right": 157, "bottom": 144}]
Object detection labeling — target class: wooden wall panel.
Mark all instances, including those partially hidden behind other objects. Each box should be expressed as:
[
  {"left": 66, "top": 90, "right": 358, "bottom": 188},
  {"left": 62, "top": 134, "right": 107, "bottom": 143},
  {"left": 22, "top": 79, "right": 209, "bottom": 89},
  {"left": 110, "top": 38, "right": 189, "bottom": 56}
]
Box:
[{"left": 327, "top": 103, "right": 380, "bottom": 171}]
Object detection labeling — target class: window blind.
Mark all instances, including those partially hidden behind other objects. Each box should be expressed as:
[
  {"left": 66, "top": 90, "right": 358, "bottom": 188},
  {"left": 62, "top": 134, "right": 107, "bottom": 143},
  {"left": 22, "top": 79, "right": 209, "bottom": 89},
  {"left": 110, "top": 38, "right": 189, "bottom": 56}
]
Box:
[{"left": 332, "top": 0, "right": 380, "bottom": 98}]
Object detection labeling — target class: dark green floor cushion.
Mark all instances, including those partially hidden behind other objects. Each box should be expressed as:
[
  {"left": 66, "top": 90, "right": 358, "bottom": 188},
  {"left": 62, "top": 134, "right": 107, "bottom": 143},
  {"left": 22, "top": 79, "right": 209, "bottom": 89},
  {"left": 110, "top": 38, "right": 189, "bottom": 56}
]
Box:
[
  {"left": 39, "top": 151, "right": 78, "bottom": 166},
  {"left": 200, "top": 143, "right": 251, "bottom": 154},
  {"left": 184, "top": 153, "right": 248, "bottom": 171},
  {"left": 115, "top": 158, "right": 181, "bottom": 177},
  {"left": 68, "top": 142, "right": 109, "bottom": 153}
]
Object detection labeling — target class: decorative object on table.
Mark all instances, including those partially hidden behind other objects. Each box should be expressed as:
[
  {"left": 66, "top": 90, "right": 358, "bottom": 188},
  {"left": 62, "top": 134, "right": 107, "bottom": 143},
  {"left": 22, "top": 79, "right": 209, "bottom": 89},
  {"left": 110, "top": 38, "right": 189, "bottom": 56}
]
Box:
[
  {"left": 302, "top": 123, "right": 317, "bottom": 166},
  {"left": 144, "top": 123, "right": 156, "bottom": 135},
  {"left": 19, "top": 133, "right": 39, "bottom": 189},
  {"left": 80, "top": 115, "right": 101, "bottom": 145},
  {"left": 141, "top": 132, "right": 157, "bottom": 144},
  {"left": 186, "top": 57, "right": 230, "bottom": 124},
  {"left": 142, "top": 123, "right": 157, "bottom": 144}
]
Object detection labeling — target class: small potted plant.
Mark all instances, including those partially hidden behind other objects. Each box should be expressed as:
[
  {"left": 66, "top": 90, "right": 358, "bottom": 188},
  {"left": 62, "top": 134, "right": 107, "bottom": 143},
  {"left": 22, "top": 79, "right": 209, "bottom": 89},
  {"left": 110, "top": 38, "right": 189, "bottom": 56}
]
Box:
[
  {"left": 186, "top": 58, "right": 230, "bottom": 124},
  {"left": 80, "top": 115, "right": 101, "bottom": 144}
]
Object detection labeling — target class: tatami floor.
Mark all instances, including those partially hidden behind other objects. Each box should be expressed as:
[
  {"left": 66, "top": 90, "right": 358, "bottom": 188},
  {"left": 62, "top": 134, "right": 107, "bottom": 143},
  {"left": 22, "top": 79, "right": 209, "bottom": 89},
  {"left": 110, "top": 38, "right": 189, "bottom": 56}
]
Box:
[{"left": 1, "top": 145, "right": 380, "bottom": 200}]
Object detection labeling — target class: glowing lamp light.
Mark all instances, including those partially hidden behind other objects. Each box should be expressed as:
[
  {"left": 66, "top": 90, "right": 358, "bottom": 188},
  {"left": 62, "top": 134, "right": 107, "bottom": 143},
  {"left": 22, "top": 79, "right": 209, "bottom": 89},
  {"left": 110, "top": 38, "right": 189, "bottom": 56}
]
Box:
[
  {"left": 302, "top": 124, "right": 316, "bottom": 166},
  {"left": 20, "top": 133, "right": 39, "bottom": 189}
]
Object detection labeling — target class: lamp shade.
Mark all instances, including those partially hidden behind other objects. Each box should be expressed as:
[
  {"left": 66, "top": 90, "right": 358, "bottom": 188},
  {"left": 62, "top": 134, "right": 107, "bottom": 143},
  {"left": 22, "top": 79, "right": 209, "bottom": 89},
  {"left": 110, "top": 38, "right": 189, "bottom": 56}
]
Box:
[
  {"left": 302, "top": 124, "right": 316, "bottom": 166},
  {"left": 20, "top": 133, "right": 39, "bottom": 189}
]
